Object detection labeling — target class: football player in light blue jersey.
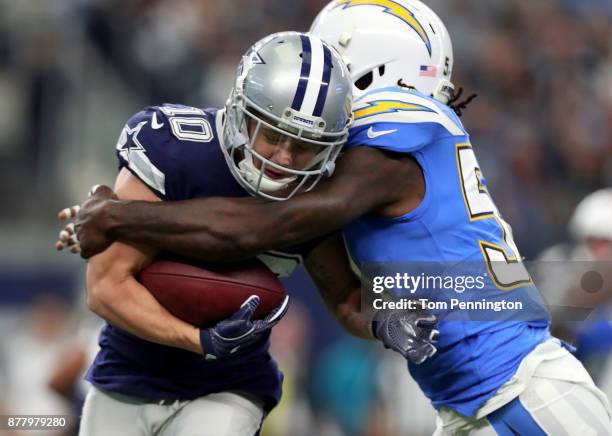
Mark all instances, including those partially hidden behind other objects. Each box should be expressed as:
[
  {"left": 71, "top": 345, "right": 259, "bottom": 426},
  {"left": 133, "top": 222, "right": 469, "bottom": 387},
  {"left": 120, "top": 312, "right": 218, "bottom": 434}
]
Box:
[{"left": 58, "top": 1, "right": 612, "bottom": 433}]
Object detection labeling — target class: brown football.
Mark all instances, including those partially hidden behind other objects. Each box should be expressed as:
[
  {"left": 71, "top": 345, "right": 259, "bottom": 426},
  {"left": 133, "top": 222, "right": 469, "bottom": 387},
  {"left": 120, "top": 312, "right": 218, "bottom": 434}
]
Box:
[{"left": 139, "top": 258, "right": 285, "bottom": 327}]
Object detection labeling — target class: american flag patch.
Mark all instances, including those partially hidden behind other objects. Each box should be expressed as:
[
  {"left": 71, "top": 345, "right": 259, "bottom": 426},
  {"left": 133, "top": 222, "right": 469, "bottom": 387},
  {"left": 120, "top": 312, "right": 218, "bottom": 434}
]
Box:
[{"left": 419, "top": 65, "right": 437, "bottom": 77}]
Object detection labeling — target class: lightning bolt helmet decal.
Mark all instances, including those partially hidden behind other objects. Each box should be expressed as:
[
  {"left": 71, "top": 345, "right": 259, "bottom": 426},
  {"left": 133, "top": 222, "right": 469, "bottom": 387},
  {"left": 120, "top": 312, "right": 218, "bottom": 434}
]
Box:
[{"left": 334, "top": 0, "right": 432, "bottom": 56}]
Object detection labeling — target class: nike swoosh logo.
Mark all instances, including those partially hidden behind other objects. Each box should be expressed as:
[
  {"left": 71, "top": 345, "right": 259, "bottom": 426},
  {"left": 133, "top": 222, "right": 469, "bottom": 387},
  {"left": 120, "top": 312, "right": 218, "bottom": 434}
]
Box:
[
  {"left": 151, "top": 112, "right": 164, "bottom": 130},
  {"left": 367, "top": 127, "right": 397, "bottom": 139}
]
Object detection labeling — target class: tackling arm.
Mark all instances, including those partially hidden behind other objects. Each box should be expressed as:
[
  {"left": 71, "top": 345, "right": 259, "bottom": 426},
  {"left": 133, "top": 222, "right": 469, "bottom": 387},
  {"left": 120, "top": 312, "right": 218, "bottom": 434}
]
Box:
[
  {"left": 76, "top": 146, "right": 422, "bottom": 259},
  {"left": 303, "top": 232, "right": 440, "bottom": 366},
  {"left": 86, "top": 168, "right": 202, "bottom": 354},
  {"left": 304, "top": 232, "right": 373, "bottom": 339}
]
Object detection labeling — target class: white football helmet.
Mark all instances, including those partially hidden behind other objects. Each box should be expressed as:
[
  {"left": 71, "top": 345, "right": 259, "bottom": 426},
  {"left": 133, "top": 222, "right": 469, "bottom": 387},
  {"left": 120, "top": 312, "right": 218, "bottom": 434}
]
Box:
[
  {"left": 223, "top": 31, "right": 353, "bottom": 201},
  {"left": 310, "top": 0, "right": 455, "bottom": 103},
  {"left": 569, "top": 189, "right": 612, "bottom": 241}
]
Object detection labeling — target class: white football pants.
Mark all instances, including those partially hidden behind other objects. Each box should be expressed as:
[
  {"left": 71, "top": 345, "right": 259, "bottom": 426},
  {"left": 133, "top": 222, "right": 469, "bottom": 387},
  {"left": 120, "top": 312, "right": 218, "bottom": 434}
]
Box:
[
  {"left": 434, "top": 339, "right": 612, "bottom": 435},
  {"left": 78, "top": 387, "right": 264, "bottom": 436}
]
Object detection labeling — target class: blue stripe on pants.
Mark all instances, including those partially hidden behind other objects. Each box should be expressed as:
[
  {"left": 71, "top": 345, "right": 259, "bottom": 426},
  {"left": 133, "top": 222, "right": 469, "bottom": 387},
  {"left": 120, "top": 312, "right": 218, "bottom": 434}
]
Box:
[{"left": 487, "top": 397, "right": 546, "bottom": 435}]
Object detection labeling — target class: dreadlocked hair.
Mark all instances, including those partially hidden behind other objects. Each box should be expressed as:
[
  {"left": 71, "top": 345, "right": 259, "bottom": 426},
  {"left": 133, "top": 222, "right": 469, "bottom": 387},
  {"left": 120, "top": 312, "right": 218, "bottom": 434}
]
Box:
[
  {"left": 447, "top": 87, "right": 477, "bottom": 117},
  {"left": 397, "top": 78, "right": 416, "bottom": 91},
  {"left": 397, "top": 79, "right": 477, "bottom": 117}
]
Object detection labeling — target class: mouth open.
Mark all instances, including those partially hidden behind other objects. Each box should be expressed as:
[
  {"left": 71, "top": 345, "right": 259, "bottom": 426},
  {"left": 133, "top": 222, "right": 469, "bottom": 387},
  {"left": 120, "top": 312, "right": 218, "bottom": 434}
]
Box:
[{"left": 264, "top": 167, "right": 291, "bottom": 180}]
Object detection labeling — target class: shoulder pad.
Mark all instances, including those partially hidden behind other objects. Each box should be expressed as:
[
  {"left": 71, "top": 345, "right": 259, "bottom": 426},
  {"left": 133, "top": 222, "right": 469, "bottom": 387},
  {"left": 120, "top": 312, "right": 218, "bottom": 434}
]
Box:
[
  {"left": 348, "top": 86, "right": 466, "bottom": 153},
  {"left": 115, "top": 104, "right": 216, "bottom": 199}
]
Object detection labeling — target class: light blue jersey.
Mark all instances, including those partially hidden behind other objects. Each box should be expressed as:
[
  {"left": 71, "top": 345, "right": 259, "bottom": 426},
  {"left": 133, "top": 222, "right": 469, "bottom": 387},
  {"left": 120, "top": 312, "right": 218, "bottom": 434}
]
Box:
[{"left": 343, "top": 87, "right": 551, "bottom": 416}]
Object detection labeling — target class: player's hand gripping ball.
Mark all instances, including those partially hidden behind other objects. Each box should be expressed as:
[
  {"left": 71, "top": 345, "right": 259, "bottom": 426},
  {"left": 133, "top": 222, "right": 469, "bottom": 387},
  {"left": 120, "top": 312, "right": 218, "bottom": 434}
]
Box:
[
  {"left": 199, "top": 293, "right": 289, "bottom": 360},
  {"left": 140, "top": 258, "right": 289, "bottom": 360}
]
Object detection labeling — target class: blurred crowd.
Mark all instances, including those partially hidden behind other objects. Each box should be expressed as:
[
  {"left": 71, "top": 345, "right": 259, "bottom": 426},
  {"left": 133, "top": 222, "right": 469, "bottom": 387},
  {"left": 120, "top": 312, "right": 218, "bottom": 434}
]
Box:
[
  {"left": 1, "top": 0, "right": 611, "bottom": 435},
  {"left": 438, "top": 0, "right": 612, "bottom": 258},
  {"left": 1, "top": 0, "right": 611, "bottom": 252}
]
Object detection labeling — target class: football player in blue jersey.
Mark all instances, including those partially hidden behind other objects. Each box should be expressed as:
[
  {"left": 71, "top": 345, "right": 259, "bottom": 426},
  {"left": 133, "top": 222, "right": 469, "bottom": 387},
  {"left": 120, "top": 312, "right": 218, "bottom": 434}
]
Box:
[
  {"left": 58, "top": 1, "right": 612, "bottom": 434},
  {"left": 56, "top": 31, "right": 361, "bottom": 436}
]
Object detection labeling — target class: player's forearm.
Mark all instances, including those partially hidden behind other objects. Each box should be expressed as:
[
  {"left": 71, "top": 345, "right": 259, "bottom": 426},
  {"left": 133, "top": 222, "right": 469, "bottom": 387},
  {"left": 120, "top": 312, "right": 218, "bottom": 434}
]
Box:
[
  {"left": 87, "top": 276, "right": 202, "bottom": 354},
  {"left": 334, "top": 289, "right": 375, "bottom": 340},
  {"left": 106, "top": 195, "right": 346, "bottom": 261},
  {"left": 304, "top": 232, "right": 375, "bottom": 340},
  {"left": 80, "top": 148, "right": 397, "bottom": 261},
  {"left": 106, "top": 198, "right": 258, "bottom": 261}
]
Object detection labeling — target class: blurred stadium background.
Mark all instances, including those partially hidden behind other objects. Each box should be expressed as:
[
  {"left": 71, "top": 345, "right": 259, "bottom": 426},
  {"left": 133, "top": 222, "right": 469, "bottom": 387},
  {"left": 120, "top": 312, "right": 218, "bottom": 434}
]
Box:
[{"left": 0, "top": 0, "right": 611, "bottom": 435}]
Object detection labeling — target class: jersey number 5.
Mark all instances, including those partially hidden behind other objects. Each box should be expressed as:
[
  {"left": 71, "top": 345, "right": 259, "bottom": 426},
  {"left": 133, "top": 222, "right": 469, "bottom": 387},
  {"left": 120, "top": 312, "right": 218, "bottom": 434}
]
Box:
[{"left": 456, "top": 143, "right": 531, "bottom": 290}]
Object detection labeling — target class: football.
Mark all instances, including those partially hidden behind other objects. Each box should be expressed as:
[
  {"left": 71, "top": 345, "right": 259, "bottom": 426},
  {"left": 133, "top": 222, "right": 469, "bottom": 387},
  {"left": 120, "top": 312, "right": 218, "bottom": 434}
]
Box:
[{"left": 139, "top": 258, "right": 285, "bottom": 327}]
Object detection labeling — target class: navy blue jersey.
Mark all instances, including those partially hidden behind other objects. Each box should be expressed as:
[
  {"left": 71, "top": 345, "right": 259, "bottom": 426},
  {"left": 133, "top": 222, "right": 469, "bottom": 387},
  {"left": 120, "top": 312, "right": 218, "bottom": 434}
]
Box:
[{"left": 87, "top": 104, "right": 304, "bottom": 411}]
